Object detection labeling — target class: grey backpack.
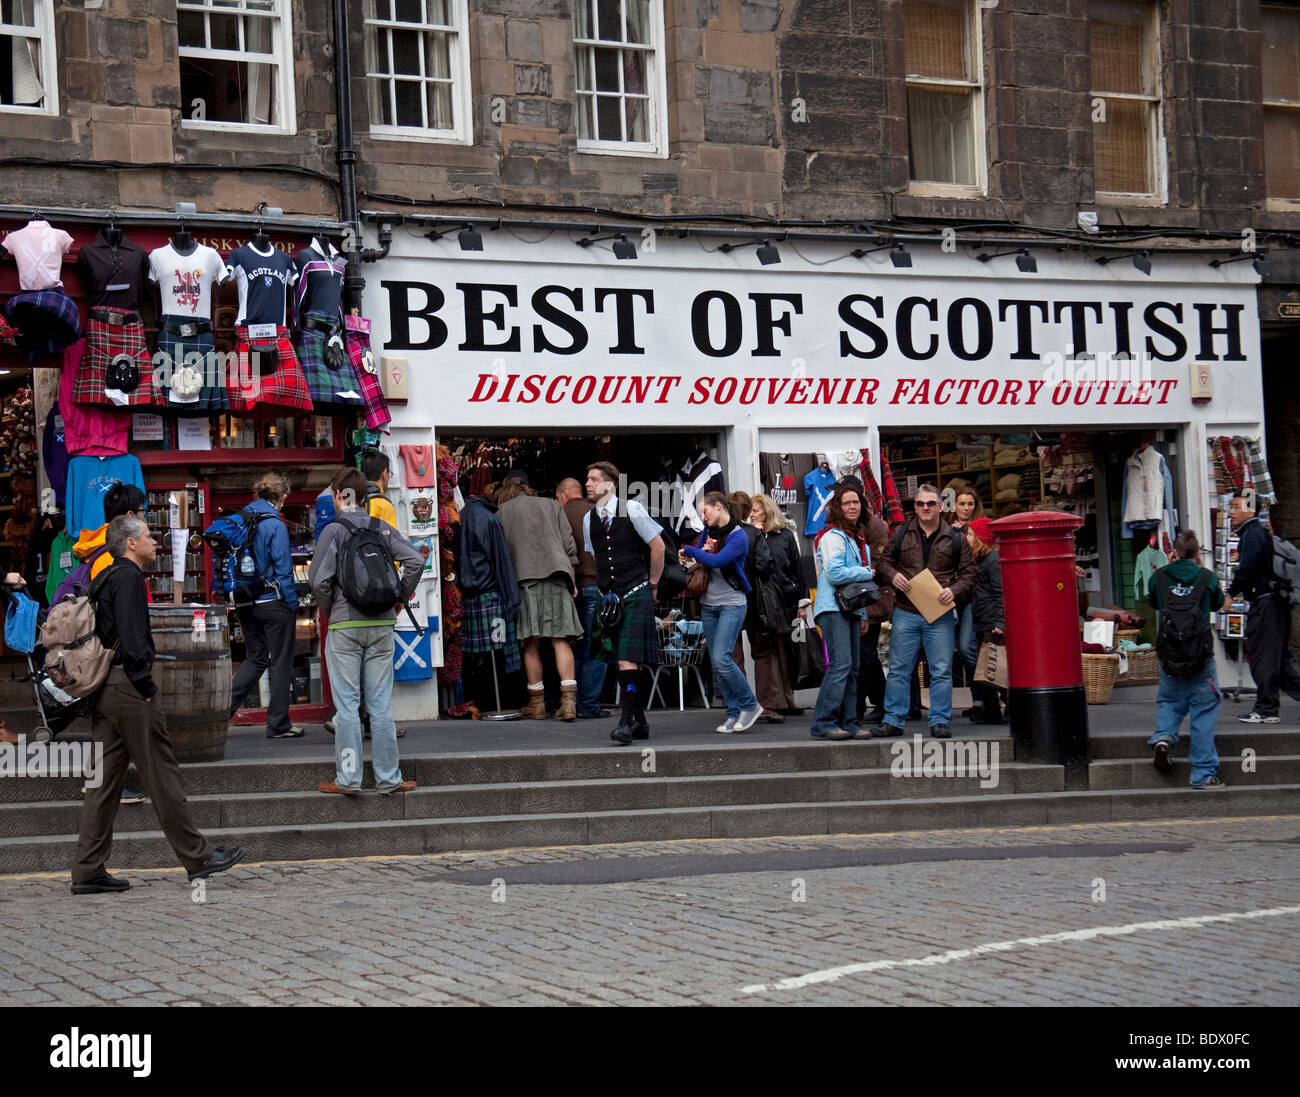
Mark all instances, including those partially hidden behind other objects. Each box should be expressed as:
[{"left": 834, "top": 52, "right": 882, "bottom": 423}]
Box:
[{"left": 40, "top": 567, "right": 116, "bottom": 698}]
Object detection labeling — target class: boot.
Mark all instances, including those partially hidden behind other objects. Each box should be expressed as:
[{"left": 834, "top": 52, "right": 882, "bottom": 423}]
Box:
[
  {"left": 555, "top": 680, "right": 578, "bottom": 722},
  {"left": 519, "top": 683, "right": 547, "bottom": 720}
]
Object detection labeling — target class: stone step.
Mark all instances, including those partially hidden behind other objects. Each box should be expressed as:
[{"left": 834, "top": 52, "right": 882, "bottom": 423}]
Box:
[
  {"left": 0, "top": 737, "right": 1017, "bottom": 803},
  {"left": 0, "top": 763, "right": 1066, "bottom": 838},
  {"left": 4, "top": 784, "right": 1298, "bottom": 876},
  {"left": 1086, "top": 727, "right": 1300, "bottom": 759},
  {"left": 1089, "top": 754, "right": 1300, "bottom": 790}
]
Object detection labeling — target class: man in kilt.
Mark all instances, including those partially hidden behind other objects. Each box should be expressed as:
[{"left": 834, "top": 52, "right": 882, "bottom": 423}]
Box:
[{"left": 582, "top": 462, "right": 665, "bottom": 745}]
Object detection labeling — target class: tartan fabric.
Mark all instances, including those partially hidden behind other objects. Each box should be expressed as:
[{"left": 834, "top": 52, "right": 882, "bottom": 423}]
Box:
[
  {"left": 345, "top": 329, "right": 392, "bottom": 430},
  {"left": 1238, "top": 435, "right": 1277, "bottom": 505},
  {"left": 597, "top": 583, "right": 659, "bottom": 667},
  {"left": 879, "top": 456, "right": 905, "bottom": 526},
  {"left": 859, "top": 453, "right": 884, "bottom": 519},
  {"left": 81, "top": 311, "right": 160, "bottom": 408},
  {"left": 438, "top": 634, "right": 463, "bottom": 686},
  {"left": 228, "top": 325, "right": 313, "bottom": 413},
  {"left": 155, "top": 327, "right": 229, "bottom": 415},
  {"left": 460, "top": 590, "right": 521, "bottom": 673},
  {"left": 1218, "top": 437, "right": 1245, "bottom": 494},
  {"left": 3, "top": 289, "right": 80, "bottom": 363},
  {"left": 296, "top": 309, "right": 362, "bottom": 409}
]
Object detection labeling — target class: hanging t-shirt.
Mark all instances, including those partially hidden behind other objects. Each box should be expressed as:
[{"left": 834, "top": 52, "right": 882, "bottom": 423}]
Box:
[
  {"left": 3, "top": 220, "right": 74, "bottom": 290},
  {"left": 803, "top": 466, "right": 837, "bottom": 536},
  {"left": 227, "top": 243, "right": 297, "bottom": 326},
  {"left": 59, "top": 341, "right": 128, "bottom": 457},
  {"left": 760, "top": 452, "right": 815, "bottom": 509},
  {"left": 294, "top": 240, "right": 345, "bottom": 319},
  {"left": 77, "top": 232, "right": 150, "bottom": 311},
  {"left": 64, "top": 454, "right": 146, "bottom": 535},
  {"left": 401, "top": 445, "right": 438, "bottom": 488},
  {"left": 405, "top": 486, "right": 439, "bottom": 539},
  {"left": 148, "top": 243, "right": 228, "bottom": 318},
  {"left": 46, "top": 528, "right": 78, "bottom": 605},
  {"left": 41, "top": 403, "right": 70, "bottom": 506}
]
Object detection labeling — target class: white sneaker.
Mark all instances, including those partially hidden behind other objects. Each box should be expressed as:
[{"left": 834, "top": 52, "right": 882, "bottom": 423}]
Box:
[
  {"left": 716, "top": 717, "right": 738, "bottom": 734},
  {"left": 1237, "top": 712, "right": 1280, "bottom": 724},
  {"left": 732, "top": 706, "right": 764, "bottom": 733}
]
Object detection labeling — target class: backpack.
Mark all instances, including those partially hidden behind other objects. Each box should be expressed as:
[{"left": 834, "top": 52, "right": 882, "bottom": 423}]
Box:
[
  {"left": 336, "top": 514, "right": 403, "bottom": 615},
  {"left": 203, "top": 506, "right": 278, "bottom": 604},
  {"left": 1155, "top": 569, "right": 1214, "bottom": 677},
  {"left": 1270, "top": 535, "right": 1300, "bottom": 605},
  {"left": 40, "top": 567, "right": 116, "bottom": 698},
  {"left": 51, "top": 544, "right": 109, "bottom": 607},
  {"left": 4, "top": 590, "right": 41, "bottom": 654}
]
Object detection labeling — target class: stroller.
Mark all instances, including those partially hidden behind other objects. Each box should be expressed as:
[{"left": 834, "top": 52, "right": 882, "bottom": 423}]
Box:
[{"left": 3, "top": 582, "right": 93, "bottom": 743}]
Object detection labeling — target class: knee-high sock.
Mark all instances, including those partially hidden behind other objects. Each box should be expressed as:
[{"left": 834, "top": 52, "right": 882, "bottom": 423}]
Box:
[{"left": 618, "top": 669, "right": 640, "bottom": 719}]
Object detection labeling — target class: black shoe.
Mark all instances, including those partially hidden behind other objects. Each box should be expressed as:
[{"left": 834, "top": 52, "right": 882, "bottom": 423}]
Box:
[
  {"left": 780, "top": 707, "right": 805, "bottom": 716},
  {"left": 267, "top": 725, "right": 304, "bottom": 739},
  {"left": 577, "top": 708, "right": 611, "bottom": 720},
  {"left": 864, "top": 708, "right": 886, "bottom": 726},
  {"left": 878, "top": 722, "right": 905, "bottom": 737},
  {"left": 324, "top": 717, "right": 336, "bottom": 736},
  {"left": 1153, "top": 739, "right": 1174, "bottom": 773},
  {"left": 930, "top": 723, "right": 952, "bottom": 739},
  {"left": 961, "top": 705, "right": 982, "bottom": 718},
  {"left": 71, "top": 873, "right": 130, "bottom": 895},
  {"left": 187, "top": 846, "right": 246, "bottom": 881},
  {"left": 629, "top": 714, "right": 650, "bottom": 740},
  {"left": 119, "top": 785, "right": 146, "bottom": 805},
  {"left": 970, "top": 710, "right": 1006, "bottom": 725}
]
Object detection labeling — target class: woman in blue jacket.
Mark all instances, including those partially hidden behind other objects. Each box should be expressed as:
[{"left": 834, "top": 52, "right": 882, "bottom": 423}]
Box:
[
  {"left": 681, "top": 491, "right": 763, "bottom": 734},
  {"left": 811, "top": 483, "right": 875, "bottom": 740}
]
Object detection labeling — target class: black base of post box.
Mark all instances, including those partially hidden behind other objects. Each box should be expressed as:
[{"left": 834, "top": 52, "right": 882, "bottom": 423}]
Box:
[{"left": 1008, "top": 685, "right": 1089, "bottom": 790}]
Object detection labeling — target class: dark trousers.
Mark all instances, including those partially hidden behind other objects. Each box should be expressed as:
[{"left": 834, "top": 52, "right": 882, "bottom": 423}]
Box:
[
  {"left": 1246, "top": 595, "right": 1300, "bottom": 717},
  {"left": 229, "top": 599, "right": 296, "bottom": 733},
  {"left": 753, "top": 628, "right": 795, "bottom": 712},
  {"left": 71, "top": 668, "right": 213, "bottom": 883},
  {"left": 857, "top": 622, "right": 886, "bottom": 719}
]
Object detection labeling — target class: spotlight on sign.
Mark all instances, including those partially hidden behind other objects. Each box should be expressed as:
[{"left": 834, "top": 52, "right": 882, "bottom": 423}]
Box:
[
  {"left": 719, "top": 237, "right": 783, "bottom": 265},
  {"left": 1095, "top": 249, "right": 1152, "bottom": 276},
  {"left": 575, "top": 231, "right": 639, "bottom": 259},
  {"left": 851, "top": 239, "right": 912, "bottom": 268},
  {"left": 458, "top": 224, "right": 483, "bottom": 252},
  {"left": 1210, "top": 251, "right": 1270, "bottom": 277},
  {"left": 976, "top": 247, "right": 1036, "bottom": 274}
]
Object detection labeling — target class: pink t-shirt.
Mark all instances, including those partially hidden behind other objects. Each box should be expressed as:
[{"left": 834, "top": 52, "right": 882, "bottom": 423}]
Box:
[
  {"left": 401, "top": 445, "right": 438, "bottom": 487},
  {"left": 3, "top": 220, "right": 74, "bottom": 291}
]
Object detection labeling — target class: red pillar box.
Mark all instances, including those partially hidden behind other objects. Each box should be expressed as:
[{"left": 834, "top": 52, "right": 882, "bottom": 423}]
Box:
[{"left": 990, "top": 511, "right": 1089, "bottom": 789}]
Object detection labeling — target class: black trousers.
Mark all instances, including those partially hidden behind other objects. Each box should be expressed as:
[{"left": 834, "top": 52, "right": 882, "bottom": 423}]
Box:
[
  {"left": 229, "top": 599, "right": 296, "bottom": 733},
  {"left": 1245, "top": 594, "right": 1300, "bottom": 717},
  {"left": 857, "top": 622, "right": 886, "bottom": 718}
]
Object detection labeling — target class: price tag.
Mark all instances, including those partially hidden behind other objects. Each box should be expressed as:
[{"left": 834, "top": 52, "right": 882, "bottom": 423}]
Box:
[
  {"left": 247, "top": 322, "right": 278, "bottom": 340},
  {"left": 191, "top": 610, "right": 207, "bottom": 643}
]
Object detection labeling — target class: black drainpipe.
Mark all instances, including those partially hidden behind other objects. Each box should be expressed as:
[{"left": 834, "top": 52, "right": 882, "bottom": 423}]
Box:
[{"left": 333, "top": 0, "right": 370, "bottom": 311}]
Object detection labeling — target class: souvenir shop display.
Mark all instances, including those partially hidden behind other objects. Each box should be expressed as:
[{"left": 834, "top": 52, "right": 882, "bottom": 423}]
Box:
[
  {"left": 293, "top": 237, "right": 360, "bottom": 410},
  {"left": 149, "top": 226, "right": 230, "bottom": 413}
]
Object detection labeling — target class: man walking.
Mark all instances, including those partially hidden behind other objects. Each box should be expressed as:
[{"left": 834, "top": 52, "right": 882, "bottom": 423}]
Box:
[
  {"left": 1227, "top": 490, "right": 1300, "bottom": 724},
  {"left": 583, "top": 462, "right": 664, "bottom": 745},
  {"left": 557, "top": 476, "right": 607, "bottom": 718},
  {"left": 873, "top": 483, "right": 977, "bottom": 739},
  {"left": 310, "top": 468, "right": 423, "bottom": 795},
  {"left": 1148, "top": 531, "right": 1225, "bottom": 789},
  {"left": 70, "top": 515, "right": 244, "bottom": 894}
]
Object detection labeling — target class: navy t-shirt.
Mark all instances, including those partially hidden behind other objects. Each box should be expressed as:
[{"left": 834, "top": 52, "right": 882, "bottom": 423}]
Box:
[
  {"left": 294, "top": 245, "right": 345, "bottom": 319},
  {"left": 227, "top": 244, "right": 297, "bottom": 326}
]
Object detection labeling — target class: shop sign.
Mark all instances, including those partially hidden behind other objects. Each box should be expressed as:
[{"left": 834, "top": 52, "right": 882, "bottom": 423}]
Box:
[
  {"left": 132, "top": 413, "right": 165, "bottom": 442},
  {"left": 1278, "top": 302, "right": 1300, "bottom": 319},
  {"left": 368, "top": 245, "right": 1263, "bottom": 427}
]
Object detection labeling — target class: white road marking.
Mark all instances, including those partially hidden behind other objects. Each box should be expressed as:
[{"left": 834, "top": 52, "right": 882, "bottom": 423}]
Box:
[{"left": 740, "top": 904, "right": 1300, "bottom": 995}]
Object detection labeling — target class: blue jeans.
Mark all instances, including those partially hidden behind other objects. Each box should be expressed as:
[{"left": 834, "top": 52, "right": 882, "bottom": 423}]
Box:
[
  {"left": 956, "top": 603, "right": 978, "bottom": 679},
  {"left": 575, "top": 585, "right": 608, "bottom": 715},
  {"left": 1148, "top": 659, "right": 1221, "bottom": 784},
  {"left": 700, "top": 602, "right": 758, "bottom": 719},
  {"left": 325, "top": 626, "right": 402, "bottom": 790},
  {"left": 812, "top": 610, "right": 862, "bottom": 736},
  {"left": 885, "top": 608, "right": 956, "bottom": 727}
]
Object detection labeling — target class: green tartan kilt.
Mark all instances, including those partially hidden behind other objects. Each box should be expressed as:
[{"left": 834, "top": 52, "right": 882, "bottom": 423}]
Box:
[{"left": 593, "top": 584, "right": 659, "bottom": 667}]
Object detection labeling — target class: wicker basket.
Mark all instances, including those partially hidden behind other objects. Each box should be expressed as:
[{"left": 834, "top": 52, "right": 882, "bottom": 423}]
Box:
[
  {"left": 1116, "top": 627, "right": 1142, "bottom": 644},
  {"left": 1082, "top": 652, "right": 1121, "bottom": 704},
  {"left": 1119, "top": 649, "right": 1158, "bottom": 684}
]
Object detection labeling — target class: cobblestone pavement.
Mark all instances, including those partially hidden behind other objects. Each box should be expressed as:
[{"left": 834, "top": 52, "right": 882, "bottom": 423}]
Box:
[{"left": 1, "top": 816, "right": 1297, "bottom": 1007}]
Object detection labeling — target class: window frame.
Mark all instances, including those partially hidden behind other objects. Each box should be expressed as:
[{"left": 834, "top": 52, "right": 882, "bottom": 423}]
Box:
[
  {"left": 1089, "top": 0, "right": 1167, "bottom": 207},
  {"left": 1261, "top": 4, "right": 1300, "bottom": 210},
  {"left": 572, "top": 0, "right": 670, "bottom": 159},
  {"left": 903, "top": 0, "right": 988, "bottom": 199},
  {"left": 363, "top": 0, "right": 473, "bottom": 146},
  {"left": 177, "top": 0, "right": 297, "bottom": 136},
  {"left": 0, "top": 0, "right": 58, "bottom": 117}
]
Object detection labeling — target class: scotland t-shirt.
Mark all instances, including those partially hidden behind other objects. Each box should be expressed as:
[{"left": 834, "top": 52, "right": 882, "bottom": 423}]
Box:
[
  {"left": 148, "top": 243, "right": 228, "bottom": 317},
  {"left": 804, "top": 467, "right": 837, "bottom": 536},
  {"left": 227, "top": 243, "right": 297, "bottom": 326}
]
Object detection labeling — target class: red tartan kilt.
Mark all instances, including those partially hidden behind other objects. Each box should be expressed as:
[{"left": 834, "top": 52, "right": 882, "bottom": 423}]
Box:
[
  {"left": 228, "top": 326, "right": 313, "bottom": 413},
  {"left": 345, "top": 329, "right": 391, "bottom": 429},
  {"left": 75, "top": 313, "right": 159, "bottom": 407}
]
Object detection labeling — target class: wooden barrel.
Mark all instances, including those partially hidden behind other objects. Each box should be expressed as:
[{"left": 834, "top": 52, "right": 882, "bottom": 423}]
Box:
[{"left": 148, "top": 604, "right": 232, "bottom": 763}]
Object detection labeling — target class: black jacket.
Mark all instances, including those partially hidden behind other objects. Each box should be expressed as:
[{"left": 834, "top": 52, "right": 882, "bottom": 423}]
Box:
[
  {"left": 93, "top": 559, "right": 156, "bottom": 699},
  {"left": 1228, "top": 517, "right": 1272, "bottom": 600},
  {"left": 457, "top": 496, "right": 521, "bottom": 620},
  {"left": 971, "top": 551, "right": 1005, "bottom": 634}
]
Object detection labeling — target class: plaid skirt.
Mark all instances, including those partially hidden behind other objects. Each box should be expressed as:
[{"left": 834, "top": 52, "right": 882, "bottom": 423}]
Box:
[
  {"left": 345, "top": 328, "right": 391, "bottom": 429},
  {"left": 517, "top": 577, "right": 584, "bottom": 641},
  {"left": 77, "top": 310, "right": 161, "bottom": 408},
  {"left": 594, "top": 583, "right": 659, "bottom": 667},
  {"left": 229, "top": 325, "right": 313, "bottom": 413},
  {"left": 460, "top": 590, "right": 521, "bottom": 673},
  {"left": 4, "top": 289, "right": 81, "bottom": 364},
  {"left": 297, "top": 310, "right": 363, "bottom": 410},
  {"left": 155, "top": 324, "right": 229, "bottom": 415}
]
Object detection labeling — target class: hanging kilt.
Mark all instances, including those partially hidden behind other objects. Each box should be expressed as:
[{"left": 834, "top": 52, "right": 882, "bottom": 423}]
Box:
[
  {"left": 296, "top": 310, "right": 363, "bottom": 410},
  {"left": 76, "top": 308, "right": 161, "bottom": 408},
  {"left": 460, "top": 590, "right": 520, "bottom": 673},
  {"left": 4, "top": 289, "right": 81, "bottom": 364},
  {"left": 155, "top": 317, "right": 228, "bottom": 415},
  {"left": 228, "top": 324, "right": 313, "bottom": 413},
  {"left": 601, "top": 583, "right": 659, "bottom": 667},
  {"left": 344, "top": 321, "right": 391, "bottom": 430}
]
